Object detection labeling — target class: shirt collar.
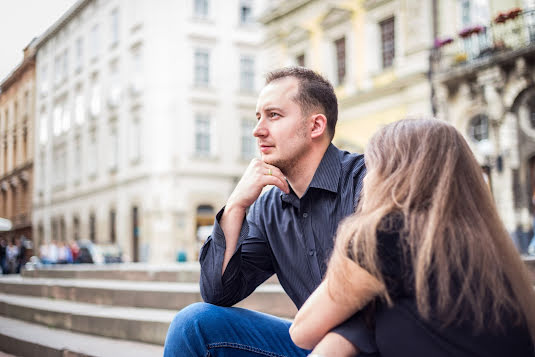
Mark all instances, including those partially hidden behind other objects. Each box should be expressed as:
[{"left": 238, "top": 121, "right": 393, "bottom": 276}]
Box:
[
  {"left": 308, "top": 143, "right": 341, "bottom": 193},
  {"left": 280, "top": 143, "right": 341, "bottom": 207}
]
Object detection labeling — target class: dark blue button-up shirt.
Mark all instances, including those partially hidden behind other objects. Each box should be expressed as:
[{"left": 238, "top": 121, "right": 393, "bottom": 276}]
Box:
[{"left": 199, "top": 144, "right": 376, "bottom": 352}]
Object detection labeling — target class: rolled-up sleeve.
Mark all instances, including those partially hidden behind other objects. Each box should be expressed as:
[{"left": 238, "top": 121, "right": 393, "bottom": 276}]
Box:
[{"left": 199, "top": 202, "right": 274, "bottom": 306}]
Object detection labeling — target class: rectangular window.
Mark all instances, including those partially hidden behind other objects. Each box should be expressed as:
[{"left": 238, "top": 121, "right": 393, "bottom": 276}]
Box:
[
  {"left": 461, "top": 0, "right": 471, "bottom": 26},
  {"left": 334, "top": 37, "right": 346, "bottom": 85},
  {"left": 90, "top": 82, "right": 101, "bottom": 118},
  {"left": 380, "top": 17, "right": 395, "bottom": 69},
  {"left": 111, "top": 9, "right": 119, "bottom": 46},
  {"left": 74, "top": 136, "right": 81, "bottom": 182},
  {"left": 194, "top": 50, "right": 210, "bottom": 86},
  {"left": 110, "top": 209, "right": 116, "bottom": 243},
  {"left": 62, "top": 50, "right": 68, "bottom": 80},
  {"left": 24, "top": 91, "right": 30, "bottom": 115},
  {"left": 52, "top": 146, "right": 66, "bottom": 188},
  {"left": 75, "top": 92, "right": 85, "bottom": 125},
  {"left": 75, "top": 37, "right": 83, "bottom": 70},
  {"left": 89, "top": 132, "right": 97, "bottom": 177},
  {"left": 38, "top": 152, "right": 45, "bottom": 193},
  {"left": 130, "top": 118, "right": 141, "bottom": 163},
  {"left": 240, "top": 119, "right": 256, "bottom": 159},
  {"left": 54, "top": 56, "right": 61, "bottom": 84},
  {"left": 296, "top": 53, "right": 305, "bottom": 67},
  {"left": 240, "top": 56, "right": 254, "bottom": 92},
  {"left": 53, "top": 104, "right": 63, "bottom": 136},
  {"left": 40, "top": 65, "right": 49, "bottom": 94},
  {"left": 22, "top": 127, "right": 27, "bottom": 161},
  {"left": 62, "top": 99, "right": 70, "bottom": 132},
  {"left": 40, "top": 113, "right": 48, "bottom": 145},
  {"left": 90, "top": 24, "right": 100, "bottom": 59},
  {"left": 89, "top": 213, "right": 96, "bottom": 242},
  {"left": 239, "top": 0, "right": 253, "bottom": 24},
  {"left": 109, "top": 126, "right": 118, "bottom": 171},
  {"left": 195, "top": 113, "right": 211, "bottom": 155},
  {"left": 194, "top": 0, "right": 209, "bottom": 18}
]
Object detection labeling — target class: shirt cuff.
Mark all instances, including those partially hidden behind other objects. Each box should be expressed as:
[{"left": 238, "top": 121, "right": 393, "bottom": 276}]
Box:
[{"left": 211, "top": 206, "right": 250, "bottom": 251}]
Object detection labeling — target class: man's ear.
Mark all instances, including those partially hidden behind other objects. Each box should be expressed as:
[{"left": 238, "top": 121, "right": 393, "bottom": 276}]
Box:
[{"left": 310, "top": 114, "right": 327, "bottom": 139}]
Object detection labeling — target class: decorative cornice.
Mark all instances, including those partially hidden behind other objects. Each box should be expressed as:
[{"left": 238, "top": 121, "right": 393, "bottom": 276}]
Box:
[
  {"left": 285, "top": 26, "right": 310, "bottom": 47},
  {"left": 262, "top": 0, "right": 315, "bottom": 25},
  {"left": 33, "top": 0, "right": 93, "bottom": 51},
  {"left": 364, "top": 0, "right": 392, "bottom": 11},
  {"left": 320, "top": 7, "right": 353, "bottom": 30},
  {"left": 0, "top": 50, "right": 36, "bottom": 92}
]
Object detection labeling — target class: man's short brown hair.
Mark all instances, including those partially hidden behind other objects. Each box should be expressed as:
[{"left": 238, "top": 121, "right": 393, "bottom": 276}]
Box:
[{"left": 265, "top": 67, "right": 338, "bottom": 140}]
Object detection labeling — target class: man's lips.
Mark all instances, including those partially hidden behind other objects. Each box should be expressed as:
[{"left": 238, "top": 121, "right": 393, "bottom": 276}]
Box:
[{"left": 259, "top": 144, "right": 274, "bottom": 153}]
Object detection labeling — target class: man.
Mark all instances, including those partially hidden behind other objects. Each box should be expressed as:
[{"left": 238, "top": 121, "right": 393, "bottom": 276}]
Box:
[{"left": 164, "top": 67, "right": 375, "bottom": 356}]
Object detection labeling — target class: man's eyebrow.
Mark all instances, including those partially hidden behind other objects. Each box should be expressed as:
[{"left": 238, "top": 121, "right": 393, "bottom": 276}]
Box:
[
  {"left": 263, "top": 106, "right": 282, "bottom": 112},
  {"left": 256, "top": 106, "right": 283, "bottom": 118}
]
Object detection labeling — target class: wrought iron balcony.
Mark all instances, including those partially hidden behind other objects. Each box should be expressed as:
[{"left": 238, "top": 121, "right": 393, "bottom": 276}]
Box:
[{"left": 433, "top": 9, "right": 535, "bottom": 74}]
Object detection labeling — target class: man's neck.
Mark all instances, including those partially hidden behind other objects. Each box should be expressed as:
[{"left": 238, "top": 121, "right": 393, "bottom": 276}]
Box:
[{"left": 286, "top": 144, "right": 330, "bottom": 198}]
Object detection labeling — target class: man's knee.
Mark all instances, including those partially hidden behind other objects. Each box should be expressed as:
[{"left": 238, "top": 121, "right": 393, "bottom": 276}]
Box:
[{"left": 165, "top": 302, "right": 225, "bottom": 345}]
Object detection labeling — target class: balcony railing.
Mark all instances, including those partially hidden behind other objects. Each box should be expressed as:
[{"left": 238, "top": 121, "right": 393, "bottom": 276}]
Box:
[{"left": 434, "top": 9, "right": 535, "bottom": 72}]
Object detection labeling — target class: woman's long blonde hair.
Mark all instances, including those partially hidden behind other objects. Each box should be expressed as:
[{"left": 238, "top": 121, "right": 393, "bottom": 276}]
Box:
[{"left": 328, "top": 118, "right": 535, "bottom": 338}]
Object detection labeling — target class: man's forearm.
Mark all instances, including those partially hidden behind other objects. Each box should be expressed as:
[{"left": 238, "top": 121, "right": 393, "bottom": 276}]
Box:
[{"left": 220, "top": 204, "right": 247, "bottom": 274}]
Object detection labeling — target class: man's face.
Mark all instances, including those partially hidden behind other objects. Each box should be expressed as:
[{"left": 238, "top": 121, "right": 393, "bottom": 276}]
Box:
[{"left": 254, "top": 77, "right": 310, "bottom": 173}]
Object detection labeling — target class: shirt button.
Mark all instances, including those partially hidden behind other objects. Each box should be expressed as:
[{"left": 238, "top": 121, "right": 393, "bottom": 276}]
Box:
[
  {"left": 308, "top": 249, "right": 315, "bottom": 256},
  {"left": 303, "top": 212, "right": 308, "bottom": 218}
]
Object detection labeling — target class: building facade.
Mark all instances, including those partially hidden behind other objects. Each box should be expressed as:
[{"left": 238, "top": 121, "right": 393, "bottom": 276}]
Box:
[
  {"left": 0, "top": 43, "right": 36, "bottom": 248},
  {"left": 432, "top": 0, "right": 535, "bottom": 249},
  {"left": 261, "top": 0, "right": 433, "bottom": 152},
  {"left": 33, "top": 0, "right": 265, "bottom": 262}
]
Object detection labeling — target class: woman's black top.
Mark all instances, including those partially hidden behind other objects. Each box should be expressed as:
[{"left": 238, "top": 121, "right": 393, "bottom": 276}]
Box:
[{"left": 371, "top": 228, "right": 534, "bottom": 357}]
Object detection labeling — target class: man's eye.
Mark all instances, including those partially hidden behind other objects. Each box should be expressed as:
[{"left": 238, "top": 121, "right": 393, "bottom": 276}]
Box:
[{"left": 269, "top": 112, "right": 280, "bottom": 118}]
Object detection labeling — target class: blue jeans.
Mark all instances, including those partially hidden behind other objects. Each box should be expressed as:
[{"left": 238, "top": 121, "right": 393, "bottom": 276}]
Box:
[{"left": 163, "top": 302, "right": 311, "bottom": 357}]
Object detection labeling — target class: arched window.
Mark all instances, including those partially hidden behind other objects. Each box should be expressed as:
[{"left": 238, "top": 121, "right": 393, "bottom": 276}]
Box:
[{"left": 468, "top": 114, "right": 489, "bottom": 142}]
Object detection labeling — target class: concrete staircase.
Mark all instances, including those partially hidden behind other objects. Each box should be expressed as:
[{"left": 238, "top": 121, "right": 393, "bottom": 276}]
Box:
[{"left": 0, "top": 263, "right": 296, "bottom": 357}]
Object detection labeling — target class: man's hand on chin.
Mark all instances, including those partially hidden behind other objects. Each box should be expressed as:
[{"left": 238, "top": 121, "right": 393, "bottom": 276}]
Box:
[{"left": 309, "top": 332, "right": 359, "bottom": 357}]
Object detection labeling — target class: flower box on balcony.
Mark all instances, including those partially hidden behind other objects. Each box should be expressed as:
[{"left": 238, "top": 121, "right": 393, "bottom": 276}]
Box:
[
  {"left": 459, "top": 25, "right": 484, "bottom": 38},
  {"left": 434, "top": 37, "right": 454, "bottom": 48},
  {"left": 494, "top": 7, "right": 522, "bottom": 23}
]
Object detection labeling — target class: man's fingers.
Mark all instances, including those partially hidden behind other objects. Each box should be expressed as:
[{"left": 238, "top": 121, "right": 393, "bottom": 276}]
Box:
[
  {"left": 264, "top": 165, "right": 289, "bottom": 193},
  {"left": 263, "top": 173, "right": 290, "bottom": 194}
]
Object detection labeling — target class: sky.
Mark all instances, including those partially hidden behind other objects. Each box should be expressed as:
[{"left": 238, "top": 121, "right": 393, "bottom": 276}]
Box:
[{"left": 0, "top": 0, "right": 78, "bottom": 81}]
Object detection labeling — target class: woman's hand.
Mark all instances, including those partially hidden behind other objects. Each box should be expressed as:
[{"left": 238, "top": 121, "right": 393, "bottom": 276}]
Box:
[{"left": 290, "top": 254, "right": 384, "bottom": 351}]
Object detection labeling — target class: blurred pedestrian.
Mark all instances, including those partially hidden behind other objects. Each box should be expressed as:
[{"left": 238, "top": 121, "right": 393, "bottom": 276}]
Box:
[
  {"left": 57, "top": 241, "right": 73, "bottom": 264},
  {"left": 0, "top": 238, "right": 6, "bottom": 274},
  {"left": 6, "top": 239, "right": 19, "bottom": 274}
]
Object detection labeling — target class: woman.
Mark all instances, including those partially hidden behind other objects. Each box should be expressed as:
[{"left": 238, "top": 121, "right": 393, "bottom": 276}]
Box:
[{"left": 290, "top": 118, "right": 535, "bottom": 356}]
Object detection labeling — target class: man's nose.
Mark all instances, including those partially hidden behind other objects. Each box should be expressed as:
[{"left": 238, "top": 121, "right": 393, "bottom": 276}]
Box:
[{"left": 253, "top": 119, "right": 267, "bottom": 137}]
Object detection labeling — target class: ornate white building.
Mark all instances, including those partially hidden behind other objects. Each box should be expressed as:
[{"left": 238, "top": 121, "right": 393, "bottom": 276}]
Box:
[
  {"left": 432, "top": 0, "right": 535, "bottom": 250},
  {"left": 33, "top": 0, "right": 265, "bottom": 262}
]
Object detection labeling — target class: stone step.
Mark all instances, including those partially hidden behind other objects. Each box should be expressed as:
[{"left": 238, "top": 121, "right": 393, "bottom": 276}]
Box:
[
  {"left": 0, "top": 315, "right": 163, "bottom": 357},
  {"left": 22, "top": 262, "right": 280, "bottom": 284},
  {"left": 0, "top": 293, "right": 173, "bottom": 345},
  {"left": 0, "top": 276, "right": 296, "bottom": 317},
  {"left": 21, "top": 263, "right": 201, "bottom": 282}
]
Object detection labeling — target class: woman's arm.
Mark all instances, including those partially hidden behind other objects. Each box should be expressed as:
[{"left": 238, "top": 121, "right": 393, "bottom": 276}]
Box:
[{"left": 289, "top": 254, "right": 384, "bottom": 350}]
